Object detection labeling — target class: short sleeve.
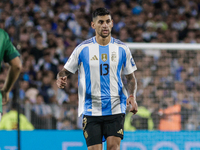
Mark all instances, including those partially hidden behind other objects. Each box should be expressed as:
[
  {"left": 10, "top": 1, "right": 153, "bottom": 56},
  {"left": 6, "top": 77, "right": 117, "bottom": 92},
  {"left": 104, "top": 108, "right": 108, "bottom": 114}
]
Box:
[
  {"left": 3, "top": 31, "right": 20, "bottom": 62},
  {"left": 123, "top": 47, "right": 137, "bottom": 75},
  {"left": 64, "top": 47, "right": 80, "bottom": 74}
]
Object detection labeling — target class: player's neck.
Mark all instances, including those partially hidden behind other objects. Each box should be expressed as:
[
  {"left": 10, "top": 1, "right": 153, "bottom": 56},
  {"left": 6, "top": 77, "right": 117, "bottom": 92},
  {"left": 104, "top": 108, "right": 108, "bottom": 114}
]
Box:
[{"left": 95, "top": 35, "right": 111, "bottom": 46}]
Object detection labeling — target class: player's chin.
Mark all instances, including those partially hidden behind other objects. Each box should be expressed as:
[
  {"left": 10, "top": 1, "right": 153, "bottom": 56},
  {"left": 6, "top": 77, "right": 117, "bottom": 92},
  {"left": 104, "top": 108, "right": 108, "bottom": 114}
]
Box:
[{"left": 101, "top": 33, "right": 110, "bottom": 38}]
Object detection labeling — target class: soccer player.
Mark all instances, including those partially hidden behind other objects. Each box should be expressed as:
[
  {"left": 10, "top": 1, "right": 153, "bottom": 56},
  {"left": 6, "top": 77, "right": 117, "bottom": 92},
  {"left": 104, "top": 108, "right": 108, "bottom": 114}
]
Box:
[
  {"left": 0, "top": 29, "right": 22, "bottom": 121},
  {"left": 57, "top": 8, "right": 138, "bottom": 150}
]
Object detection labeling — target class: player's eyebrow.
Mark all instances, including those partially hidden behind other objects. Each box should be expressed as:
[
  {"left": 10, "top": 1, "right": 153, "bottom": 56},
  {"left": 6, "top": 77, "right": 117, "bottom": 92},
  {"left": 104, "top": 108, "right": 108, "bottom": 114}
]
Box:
[{"left": 98, "top": 19, "right": 111, "bottom": 23}]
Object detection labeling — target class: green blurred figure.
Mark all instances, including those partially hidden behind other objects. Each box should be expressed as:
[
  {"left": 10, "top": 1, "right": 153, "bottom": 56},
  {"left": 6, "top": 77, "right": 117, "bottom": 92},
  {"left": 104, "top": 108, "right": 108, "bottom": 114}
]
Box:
[
  {"left": 125, "top": 100, "right": 154, "bottom": 131},
  {"left": 0, "top": 102, "right": 34, "bottom": 130},
  {"left": 0, "top": 29, "right": 22, "bottom": 120}
]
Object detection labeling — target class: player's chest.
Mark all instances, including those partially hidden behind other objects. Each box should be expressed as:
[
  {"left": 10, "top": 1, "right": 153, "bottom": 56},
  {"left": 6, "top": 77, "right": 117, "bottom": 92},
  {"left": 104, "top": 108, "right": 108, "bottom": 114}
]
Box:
[{"left": 86, "top": 46, "right": 120, "bottom": 68}]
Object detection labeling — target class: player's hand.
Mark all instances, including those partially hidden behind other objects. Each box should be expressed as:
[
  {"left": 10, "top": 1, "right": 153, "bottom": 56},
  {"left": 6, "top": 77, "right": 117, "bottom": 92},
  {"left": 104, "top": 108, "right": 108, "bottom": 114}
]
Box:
[
  {"left": 126, "top": 95, "right": 138, "bottom": 114},
  {"left": 1, "top": 90, "right": 9, "bottom": 105},
  {"left": 56, "top": 76, "right": 67, "bottom": 88}
]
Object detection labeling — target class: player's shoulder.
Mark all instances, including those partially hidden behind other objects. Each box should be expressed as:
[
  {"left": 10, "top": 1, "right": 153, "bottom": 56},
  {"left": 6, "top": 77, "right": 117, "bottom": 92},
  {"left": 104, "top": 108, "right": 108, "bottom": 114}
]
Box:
[
  {"left": 0, "top": 28, "right": 8, "bottom": 38},
  {"left": 77, "top": 38, "right": 94, "bottom": 48},
  {"left": 72, "top": 38, "right": 94, "bottom": 54},
  {"left": 0, "top": 28, "right": 5, "bottom": 33},
  {"left": 73, "top": 38, "right": 94, "bottom": 53},
  {"left": 81, "top": 38, "right": 94, "bottom": 45},
  {"left": 113, "top": 38, "right": 129, "bottom": 49}
]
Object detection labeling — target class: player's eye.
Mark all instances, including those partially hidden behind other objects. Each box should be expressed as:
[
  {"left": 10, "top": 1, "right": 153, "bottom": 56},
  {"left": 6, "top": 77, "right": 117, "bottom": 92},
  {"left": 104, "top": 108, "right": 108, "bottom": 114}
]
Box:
[
  {"left": 99, "top": 20, "right": 104, "bottom": 24},
  {"left": 106, "top": 20, "right": 111, "bottom": 24}
]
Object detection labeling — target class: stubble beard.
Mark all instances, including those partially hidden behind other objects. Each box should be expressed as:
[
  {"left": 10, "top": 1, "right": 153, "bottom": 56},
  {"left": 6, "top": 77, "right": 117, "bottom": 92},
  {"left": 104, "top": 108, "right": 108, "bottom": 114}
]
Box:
[{"left": 98, "top": 30, "right": 111, "bottom": 38}]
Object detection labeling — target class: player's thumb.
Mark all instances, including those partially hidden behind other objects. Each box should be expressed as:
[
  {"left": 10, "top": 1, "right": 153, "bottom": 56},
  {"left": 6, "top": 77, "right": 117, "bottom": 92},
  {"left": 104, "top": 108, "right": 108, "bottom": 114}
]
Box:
[
  {"left": 62, "top": 76, "right": 67, "bottom": 80},
  {"left": 126, "top": 100, "right": 129, "bottom": 106}
]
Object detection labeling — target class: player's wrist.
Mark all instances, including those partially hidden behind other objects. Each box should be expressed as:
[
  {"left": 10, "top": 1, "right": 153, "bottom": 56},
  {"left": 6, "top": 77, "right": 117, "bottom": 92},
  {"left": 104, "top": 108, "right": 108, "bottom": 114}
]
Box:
[
  {"left": 129, "top": 94, "right": 135, "bottom": 98},
  {"left": 129, "top": 94, "right": 137, "bottom": 101}
]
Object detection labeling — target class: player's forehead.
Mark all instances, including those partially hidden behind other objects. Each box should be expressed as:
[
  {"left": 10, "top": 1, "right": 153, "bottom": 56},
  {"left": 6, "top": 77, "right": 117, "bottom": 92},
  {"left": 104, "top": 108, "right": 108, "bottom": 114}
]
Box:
[{"left": 94, "top": 15, "right": 112, "bottom": 22}]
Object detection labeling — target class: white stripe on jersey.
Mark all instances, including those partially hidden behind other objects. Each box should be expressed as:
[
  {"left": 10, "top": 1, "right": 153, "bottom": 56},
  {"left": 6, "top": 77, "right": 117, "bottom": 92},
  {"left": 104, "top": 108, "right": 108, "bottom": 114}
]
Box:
[
  {"left": 89, "top": 44, "right": 102, "bottom": 115},
  {"left": 109, "top": 44, "right": 121, "bottom": 114},
  {"left": 78, "top": 64, "right": 86, "bottom": 117}
]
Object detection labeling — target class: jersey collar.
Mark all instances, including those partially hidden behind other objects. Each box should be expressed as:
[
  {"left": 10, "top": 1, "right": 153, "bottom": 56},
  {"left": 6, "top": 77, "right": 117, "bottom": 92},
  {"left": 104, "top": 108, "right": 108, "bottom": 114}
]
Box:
[{"left": 92, "top": 36, "right": 114, "bottom": 44}]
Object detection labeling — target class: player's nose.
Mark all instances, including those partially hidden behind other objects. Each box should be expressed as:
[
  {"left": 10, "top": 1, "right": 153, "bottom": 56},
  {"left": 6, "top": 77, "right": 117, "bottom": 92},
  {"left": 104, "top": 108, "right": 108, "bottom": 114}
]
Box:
[{"left": 102, "top": 22, "right": 108, "bottom": 27}]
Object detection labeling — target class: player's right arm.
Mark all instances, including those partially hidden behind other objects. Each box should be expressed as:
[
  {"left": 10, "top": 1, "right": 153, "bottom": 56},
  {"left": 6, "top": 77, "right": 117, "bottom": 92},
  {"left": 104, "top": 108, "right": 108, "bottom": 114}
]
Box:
[
  {"left": 1, "top": 29, "right": 22, "bottom": 105},
  {"left": 56, "top": 68, "right": 72, "bottom": 89},
  {"left": 1, "top": 57, "right": 22, "bottom": 105},
  {"left": 57, "top": 41, "right": 84, "bottom": 89}
]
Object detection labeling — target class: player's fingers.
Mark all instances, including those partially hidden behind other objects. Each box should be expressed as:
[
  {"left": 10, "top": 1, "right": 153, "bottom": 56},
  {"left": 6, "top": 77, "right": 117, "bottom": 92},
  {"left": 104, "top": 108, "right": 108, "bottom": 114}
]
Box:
[
  {"left": 130, "top": 104, "right": 138, "bottom": 113},
  {"left": 129, "top": 107, "right": 134, "bottom": 113},
  {"left": 57, "top": 78, "right": 66, "bottom": 84},
  {"left": 130, "top": 109, "right": 137, "bottom": 114},
  {"left": 126, "top": 99, "right": 130, "bottom": 106},
  {"left": 61, "top": 76, "right": 67, "bottom": 82},
  {"left": 133, "top": 108, "right": 138, "bottom": 114},
  {"left": 61, "top": 80, "right": 67, "bottom": 85},
  {"left": 60, "top": 85, "right": 65, "bottom": 89},
  {"left": 133, "top": 106, "right": 138, "bottom": 114},
  {"left": 60, "top": 77, "right": 67, "bottom": 83},
  {"left": 62, "top": 76, "right": 67, "bottom": 80},
  {"left": 61, "top": 81, "right": 67, "bottom": 86},
  {"left": 56, "top": 80, "right": 61, "bottom": 86},
  {"left": 56, "top": 80, "right": 65, "bottom": 88},
  {"left": 58, "top": 84, "right": 64, "bottom": 88}
]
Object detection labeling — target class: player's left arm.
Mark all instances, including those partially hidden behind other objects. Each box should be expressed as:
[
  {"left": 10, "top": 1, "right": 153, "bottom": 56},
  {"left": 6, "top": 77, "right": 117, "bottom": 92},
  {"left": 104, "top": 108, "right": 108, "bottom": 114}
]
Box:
[{"left": 125, "top": 72, "right": 138, "bottom": 114}]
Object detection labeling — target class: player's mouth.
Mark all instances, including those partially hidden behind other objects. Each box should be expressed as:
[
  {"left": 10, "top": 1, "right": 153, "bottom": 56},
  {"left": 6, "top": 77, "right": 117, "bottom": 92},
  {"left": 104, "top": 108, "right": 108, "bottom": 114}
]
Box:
[{"left": 102, "top": 30, "right": 109, "bottom": 34}]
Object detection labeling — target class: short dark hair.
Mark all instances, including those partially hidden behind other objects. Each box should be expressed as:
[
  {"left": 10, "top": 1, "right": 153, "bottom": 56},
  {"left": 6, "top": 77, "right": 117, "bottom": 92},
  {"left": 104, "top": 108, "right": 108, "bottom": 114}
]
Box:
[{"left": 92, "top": 8, "right": 110, "bottom": 20}]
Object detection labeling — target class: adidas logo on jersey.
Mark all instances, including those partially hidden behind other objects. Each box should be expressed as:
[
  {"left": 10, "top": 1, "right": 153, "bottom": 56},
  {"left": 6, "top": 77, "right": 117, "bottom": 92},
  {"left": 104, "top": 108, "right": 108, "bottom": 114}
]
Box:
[
  {"left": 117, "top": 129, "right": 123, "bottom": 135},
  {"left": 91, "top": 55, "right": 98, "bottom": 60}
]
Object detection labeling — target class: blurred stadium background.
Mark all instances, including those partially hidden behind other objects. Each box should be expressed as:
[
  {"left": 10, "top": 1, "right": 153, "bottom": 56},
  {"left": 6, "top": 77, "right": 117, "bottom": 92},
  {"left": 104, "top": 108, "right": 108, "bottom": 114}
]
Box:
[{"left": 1, "top": 0, "right": 200, "bottom": 149}]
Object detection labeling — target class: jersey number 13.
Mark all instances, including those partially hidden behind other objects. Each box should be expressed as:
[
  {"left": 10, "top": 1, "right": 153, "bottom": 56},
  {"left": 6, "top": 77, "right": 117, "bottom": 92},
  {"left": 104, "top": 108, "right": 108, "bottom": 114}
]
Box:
[{"left": 100, "top": 64, "right": 109, "bottom": 76}]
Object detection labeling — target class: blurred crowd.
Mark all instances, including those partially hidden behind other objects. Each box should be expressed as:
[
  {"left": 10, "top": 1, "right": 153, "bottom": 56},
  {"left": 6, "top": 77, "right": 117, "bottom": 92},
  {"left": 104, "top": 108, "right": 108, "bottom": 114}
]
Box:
[{"left": 1, "top": 0, "right": 200, "bottom": 130}]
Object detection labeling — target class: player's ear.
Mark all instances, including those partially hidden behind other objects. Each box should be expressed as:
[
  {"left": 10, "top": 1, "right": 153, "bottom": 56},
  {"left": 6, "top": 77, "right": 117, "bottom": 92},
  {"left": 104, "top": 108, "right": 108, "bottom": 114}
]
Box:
[
  {"left": 91, "top": 21, "right": 95, "bottom": 29},
  {"left": 111, "top": 19, "right": 114, "bottom": 28}
]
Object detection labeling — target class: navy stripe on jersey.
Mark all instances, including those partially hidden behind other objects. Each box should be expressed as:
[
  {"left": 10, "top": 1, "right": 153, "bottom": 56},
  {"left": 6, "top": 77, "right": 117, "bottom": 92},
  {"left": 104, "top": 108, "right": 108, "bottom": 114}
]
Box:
[
  {"left": 79, "top": 47, "right": 92, "bottom": 115},
  {"left": 99, "top": 45, "right": 112, "bottom": 115}
]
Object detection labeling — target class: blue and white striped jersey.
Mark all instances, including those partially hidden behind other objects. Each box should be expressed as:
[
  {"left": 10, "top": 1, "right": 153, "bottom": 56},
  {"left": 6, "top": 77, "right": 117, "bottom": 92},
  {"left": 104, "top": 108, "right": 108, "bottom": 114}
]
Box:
[{"left": 64, "top": 37, "right": 137, "bottom": 116}]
